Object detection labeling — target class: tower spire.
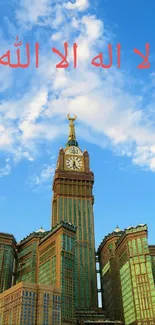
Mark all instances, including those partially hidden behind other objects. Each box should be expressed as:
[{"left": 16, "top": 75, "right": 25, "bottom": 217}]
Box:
[{"left": 66, "top": 114, "right": 79, "bottom": 147}]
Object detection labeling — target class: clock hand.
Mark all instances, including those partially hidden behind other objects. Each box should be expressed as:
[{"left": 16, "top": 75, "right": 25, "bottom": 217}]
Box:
[{"left": 73, "top": 160, "right": 76, "bottom": 169}]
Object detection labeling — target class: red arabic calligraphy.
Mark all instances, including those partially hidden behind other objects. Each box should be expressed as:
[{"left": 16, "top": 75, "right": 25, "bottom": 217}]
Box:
[
  {"left": 0, "top": 38, "right": 151, "bottom": 69},
  {"left": 52, "top": 42, "right": 77, "bottom": 68},
  {"left": 0, "top": 36, "right": 39, "bottom": 68},
  {"left": 134, "top": 43, "right": 150, "bottom": 69}
]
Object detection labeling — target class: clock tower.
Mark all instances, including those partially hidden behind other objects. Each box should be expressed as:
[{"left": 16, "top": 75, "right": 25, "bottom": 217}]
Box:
[{"left": 52, "top": 114, "right": 98, "bottom": 311}]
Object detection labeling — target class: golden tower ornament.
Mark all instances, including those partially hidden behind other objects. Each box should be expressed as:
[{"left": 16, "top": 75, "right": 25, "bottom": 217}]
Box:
[{"left": 67, "top": 114, "right": 77, "bottom": 141}]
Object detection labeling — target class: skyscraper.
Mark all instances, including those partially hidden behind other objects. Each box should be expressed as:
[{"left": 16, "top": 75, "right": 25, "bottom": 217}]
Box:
[
  {"left": 0, "top": 222, "right": 76, "bottom": 325},
  {"left": 98, "top": 224, "right": 155, "bottom": 325},
  {"left": 0, "top": 233, "right": 16, "bottom": 293},
  {"left": 52, "top": 114, "right": 98, "bottom": 311},
  {"left": 15, "top": 230, "right": 47, "bottom": 284},
  {"left": 97, "top": 227, "right": 124, "bottom": 322},
  {"left": 37, "top": 221, "right": 76, "bottom": 324}
]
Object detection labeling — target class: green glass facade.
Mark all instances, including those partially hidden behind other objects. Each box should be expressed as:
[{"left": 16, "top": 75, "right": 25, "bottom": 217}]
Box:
[
  {"left": 38, "top": 241, "right": 56, "bottom": 285},
  {"left": 37, "top": 222, "right": 76, "bottom": 324},
  {"left": 16, "top": 240, "right": 39, "bottom": 284},
  {"left": 99, "top": 237, "right": 123, "bottom": 322},
  {"left": 98, "top": 225, "right": 155, "bottom": 325},
  {"left": 61, "top": 233, "right": 75, "bottom": 322},
  {"left": 55, "top": 194, "right": 97, "bottom": 310},
  {"left": 120, "top": 261, "right": 136, "bottom": 324},
  {"left": 119, "top": 235, "right": 155, "bottom": 324},
  {"left": 151, "top": 256, "right": 155, "bottom": 284},
  {"left": 0, "top": 234, "right": 16, "bottom": 293}
]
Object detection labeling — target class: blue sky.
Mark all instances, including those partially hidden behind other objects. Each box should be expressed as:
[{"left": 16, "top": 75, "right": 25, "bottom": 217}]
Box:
[{"left": 0, "top": 0, "right": 155, "bottom": 249}]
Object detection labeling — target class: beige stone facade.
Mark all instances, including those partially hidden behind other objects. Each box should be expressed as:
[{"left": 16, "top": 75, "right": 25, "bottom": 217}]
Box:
[{"left": 0, "top": 282, "right": 61, "bottom": 325}]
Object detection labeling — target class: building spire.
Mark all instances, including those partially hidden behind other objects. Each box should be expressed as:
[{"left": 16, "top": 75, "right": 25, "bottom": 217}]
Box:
[{"left": 66, "top": 114, "right": 79, "bottom": 147}]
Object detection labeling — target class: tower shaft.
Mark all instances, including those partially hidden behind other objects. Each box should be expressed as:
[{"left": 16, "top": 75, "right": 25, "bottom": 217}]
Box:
[{"left": 51, "top": 115, "right": 98, "bottom": 310}]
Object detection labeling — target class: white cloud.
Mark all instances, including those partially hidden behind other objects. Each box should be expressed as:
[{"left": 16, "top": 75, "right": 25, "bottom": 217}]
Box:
[
  {"left": 44, "top": 64, "right": 155, "bottom": 172},
  {"left": 0, "top": 161, "right": 11, "bottom": 177},
  {"left": 51, "top": 32, "right": 62, "bottom": 41},
  {"left": 64, "top": 0, "right": 89, "bottom": 11},
  {"left": 150, "top": 158, "right": 155, "bottom": 171},
  {"left": 0, "top": 68, "right": 13, "bottom": 92},
  {"left": 15, "top": 0, "right": 51, "bottom": 26},
  {"left": 81, "top": 15, "right": 103, "bottom": 40},
  {"left": 32, "top": 164, "right": 55, "bottom": 185},
  {"left": 1, "top": 0, "right": 155, "bottom": 176}
]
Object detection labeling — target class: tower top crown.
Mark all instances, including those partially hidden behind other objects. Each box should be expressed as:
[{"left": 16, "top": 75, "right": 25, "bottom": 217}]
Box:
[{"left": 66, "top": 114, "right": 79, "bottom": 147}]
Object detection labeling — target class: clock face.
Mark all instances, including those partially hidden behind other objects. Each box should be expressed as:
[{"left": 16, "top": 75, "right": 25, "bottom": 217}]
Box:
[{"left": 65, "top": 156, "right": 83, "bottom": 171}]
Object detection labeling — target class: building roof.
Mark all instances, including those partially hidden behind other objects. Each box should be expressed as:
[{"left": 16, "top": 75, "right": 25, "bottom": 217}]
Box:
[
  {"left": 35, "top": 227, "right": 46, "bottom": 233},
  {"left": 114, "top": 226, "right": 121, "bottom": 233},
  {"left": 0, "top": 232, "right": 17, "bottom": 245},
  {"left": 116, "top": 224, "right": 148, "bottom": 249},
  {"left": 17, "top": 230, "right": 49, "bottom": 247},
  {"left": 39, "top": 221, "right": 77, "bottom": 245},
  {"left": 97, "top": 224, "right": 148, "bottom": 255},
  {"left": 97, "top": 227, "right": 123, "bottom": 254}
]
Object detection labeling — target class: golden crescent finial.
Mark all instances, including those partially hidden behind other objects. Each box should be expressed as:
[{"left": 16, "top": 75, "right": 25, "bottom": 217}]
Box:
[
  {"left": 66, "top": 114, "right": 77, "bottom": 143},
  {"left": 67, "top": 114, "right": 77, "bottom": 121}
]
